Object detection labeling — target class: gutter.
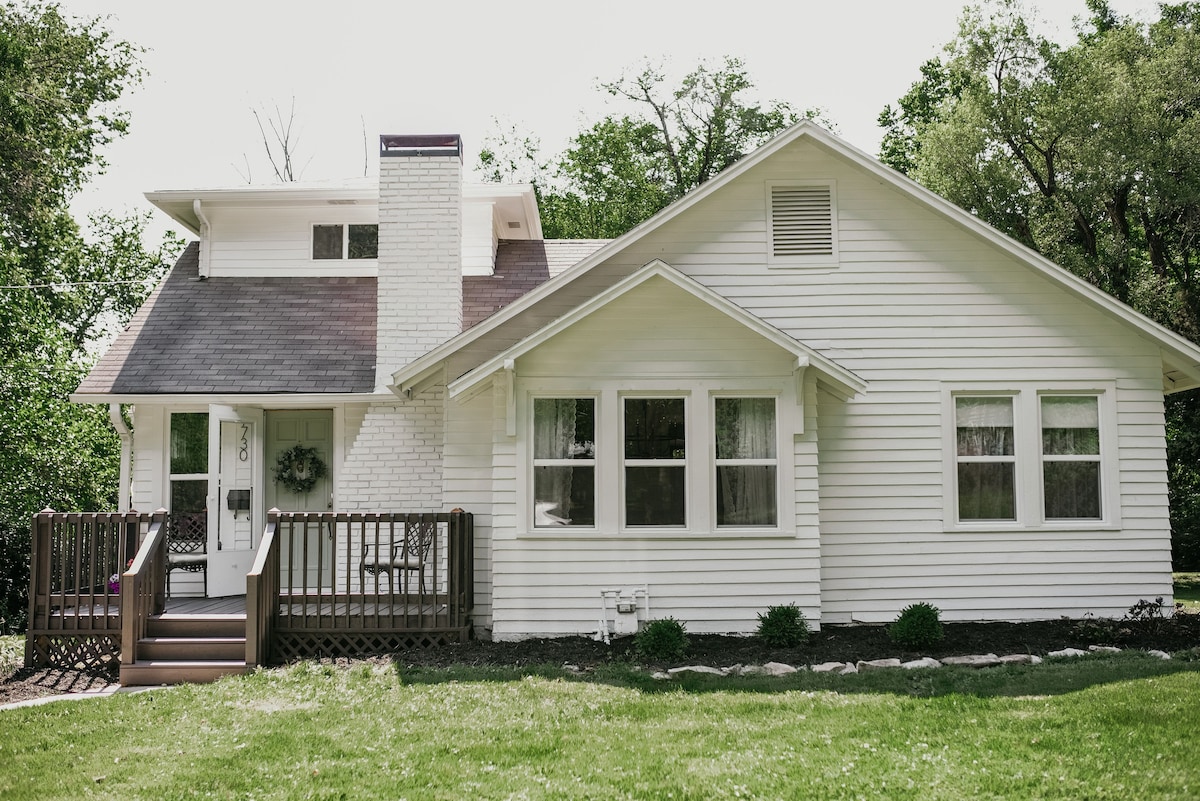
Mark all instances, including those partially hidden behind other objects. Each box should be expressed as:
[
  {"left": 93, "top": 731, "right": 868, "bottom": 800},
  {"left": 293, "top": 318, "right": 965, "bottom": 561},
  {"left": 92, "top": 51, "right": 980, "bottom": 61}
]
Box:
[
  {"left": 108, "top": 403, "right": 132, "bottom": 513},
  {"left": 193, "top": 200, "right": 211, "bottom": 278}
]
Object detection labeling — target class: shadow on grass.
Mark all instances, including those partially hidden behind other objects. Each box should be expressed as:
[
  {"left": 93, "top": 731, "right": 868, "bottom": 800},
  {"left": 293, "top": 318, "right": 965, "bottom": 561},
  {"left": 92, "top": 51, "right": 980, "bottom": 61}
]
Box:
[
  {"left": 1176, "top": 573, "right": 1200, "bottom": 607},
  {"left": 390, "top": 650, "right": 1200, "bottom": 700}
]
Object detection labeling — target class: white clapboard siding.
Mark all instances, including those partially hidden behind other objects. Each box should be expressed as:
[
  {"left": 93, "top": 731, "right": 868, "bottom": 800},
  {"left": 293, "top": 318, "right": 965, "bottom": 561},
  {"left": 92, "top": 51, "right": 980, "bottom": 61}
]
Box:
[
  {"left": 481, "top": 135, "right": 1173, "bottom": 627},
  {"left": 205, "top": 205, "right": 378, "bottom": 278},
  {"left": 442, "top": 392, "right": 495, "bottom": 628},
  {"left": 482, "top": 273, "right": 825, "bottom": 638},
  {"left": 130, "top": 404, "right": 166, "bottom": 511}
]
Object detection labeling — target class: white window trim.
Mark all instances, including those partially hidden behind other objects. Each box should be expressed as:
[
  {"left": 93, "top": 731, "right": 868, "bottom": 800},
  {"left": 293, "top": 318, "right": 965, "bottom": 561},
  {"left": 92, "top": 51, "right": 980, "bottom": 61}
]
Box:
[
  {"left": 765, "top": 179, "right": 840, "bottom": 270},
  {"left": 517, "top": 378, "right": 797, "bottom": 539},
  {"left": 942, "top": 383, "right": 1121, "bottom": 532}
]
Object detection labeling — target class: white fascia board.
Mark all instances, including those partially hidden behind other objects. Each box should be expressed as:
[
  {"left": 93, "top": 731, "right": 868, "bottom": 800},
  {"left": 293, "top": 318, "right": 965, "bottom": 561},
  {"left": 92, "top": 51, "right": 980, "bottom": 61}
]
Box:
[
  {"left": 446, "top": 259, "right": 866, "bottom": 401},
  {"left": 69, "top": 391, "right": 388, "bottom": 406},
  {"left": 395, "top": 119, "right": 1200, "bottom": 393}
]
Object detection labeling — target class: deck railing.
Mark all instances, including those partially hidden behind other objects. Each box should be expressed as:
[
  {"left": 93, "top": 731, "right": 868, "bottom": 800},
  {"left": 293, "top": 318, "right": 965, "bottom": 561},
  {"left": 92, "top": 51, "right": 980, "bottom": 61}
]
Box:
[
  {"left": 245, "top": 518, "right": 280, "bottom": 666},
  {"left": 259, "top": 510, "right": 474, "bottom": 662},
  {"left": 25, "top": 509, "right": 162, "bottom": 669},
  {"left": 119, "top": 514, "right": 168, "bottom": 668}
]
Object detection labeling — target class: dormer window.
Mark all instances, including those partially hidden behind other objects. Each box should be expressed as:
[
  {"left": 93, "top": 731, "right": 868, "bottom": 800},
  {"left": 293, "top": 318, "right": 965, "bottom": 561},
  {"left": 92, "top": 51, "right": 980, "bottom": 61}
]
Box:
[{"left": 313, "top": 224, "right": 378, "bottom": 260}]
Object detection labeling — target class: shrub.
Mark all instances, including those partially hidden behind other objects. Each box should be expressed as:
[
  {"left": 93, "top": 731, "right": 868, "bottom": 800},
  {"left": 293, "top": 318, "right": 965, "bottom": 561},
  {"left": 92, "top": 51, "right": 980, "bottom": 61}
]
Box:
[
  {"left": 889, "top": 602, "right": 944, "bottom": 649},
  {"left": 635, "top": 617, "right": 689, "bottom": 661},
  {"left": 756, "top": 603, "right": 810, "bottom": 647}
]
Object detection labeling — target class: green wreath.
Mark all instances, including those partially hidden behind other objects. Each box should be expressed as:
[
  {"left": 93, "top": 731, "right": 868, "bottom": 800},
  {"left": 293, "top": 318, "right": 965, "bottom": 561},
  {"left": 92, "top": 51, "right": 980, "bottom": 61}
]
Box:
[{"left": 273, "top": 445, "right": 327, "bottom": 494}]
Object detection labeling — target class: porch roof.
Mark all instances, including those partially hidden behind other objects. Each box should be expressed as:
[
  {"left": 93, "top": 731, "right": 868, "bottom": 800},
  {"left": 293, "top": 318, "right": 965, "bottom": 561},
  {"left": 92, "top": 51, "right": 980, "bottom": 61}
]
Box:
[
  {"left": 75, "top": 239, "right": 609, "bottom": 398},
  {"left": 76, "top": 243, "right": 379, "bottom": 395}
]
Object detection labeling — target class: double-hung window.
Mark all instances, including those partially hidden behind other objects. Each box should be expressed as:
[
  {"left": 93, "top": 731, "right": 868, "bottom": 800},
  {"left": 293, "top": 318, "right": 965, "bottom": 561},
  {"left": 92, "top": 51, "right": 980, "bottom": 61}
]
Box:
[
  {"left": 623, "top": 398, "right": 687, "bottom": 527},
  {"left": 529, "top": 389, "right": 783, "bottom": 534},
  {"left": 532, "top": 398, "right": 595, "bottom": 527},
  {"left": 950, "top": 389, "right": 1108, "bottom": 528},
  {"left": 169, "top": 412, "right": 209, "bottom": 517}
]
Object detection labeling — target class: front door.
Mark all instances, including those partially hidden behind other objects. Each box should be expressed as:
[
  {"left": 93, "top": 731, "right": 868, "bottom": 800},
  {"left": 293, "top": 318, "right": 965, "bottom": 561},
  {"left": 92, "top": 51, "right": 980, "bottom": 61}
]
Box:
[
  {"left": 206, "top": 405, "right": 264, "bottom": 597},
  {"left": 266, "top": 410, "right": 334, "bottom": 590}
]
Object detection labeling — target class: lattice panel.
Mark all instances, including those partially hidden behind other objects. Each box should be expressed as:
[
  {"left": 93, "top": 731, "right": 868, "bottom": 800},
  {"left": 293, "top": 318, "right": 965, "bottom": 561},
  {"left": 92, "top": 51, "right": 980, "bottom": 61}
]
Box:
[
  {"left": 270, "top": 628, "right": 469, "bottom": 663},
  {"left": 29, "top": 634, "right": 120, "bottom": 670}
]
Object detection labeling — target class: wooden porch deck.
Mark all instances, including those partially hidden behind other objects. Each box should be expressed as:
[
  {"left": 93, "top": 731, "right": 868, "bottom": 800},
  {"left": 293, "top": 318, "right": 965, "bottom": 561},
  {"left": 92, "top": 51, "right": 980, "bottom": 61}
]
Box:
[{"left": 27, "top": 510, "right": 474, "bottom": 672}]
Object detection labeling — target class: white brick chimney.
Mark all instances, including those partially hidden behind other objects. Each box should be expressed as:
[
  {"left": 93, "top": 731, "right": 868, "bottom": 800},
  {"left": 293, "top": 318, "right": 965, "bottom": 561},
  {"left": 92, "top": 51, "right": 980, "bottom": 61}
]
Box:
[{"left": 375, "top": 134, "right": 463, "bottom": 389}]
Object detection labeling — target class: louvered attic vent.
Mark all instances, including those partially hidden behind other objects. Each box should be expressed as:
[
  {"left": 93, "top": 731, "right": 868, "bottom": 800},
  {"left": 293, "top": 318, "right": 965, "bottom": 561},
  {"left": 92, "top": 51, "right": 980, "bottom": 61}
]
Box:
[{"left": 769, "top": 183, "right": 838, "bottom": 266}]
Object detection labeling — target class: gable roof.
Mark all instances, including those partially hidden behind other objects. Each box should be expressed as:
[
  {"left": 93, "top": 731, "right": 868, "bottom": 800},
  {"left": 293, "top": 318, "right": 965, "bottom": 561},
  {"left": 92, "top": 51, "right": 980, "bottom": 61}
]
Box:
[
  {"left": 449, "top": 259, "right": 865, "bottom": 402},
  {"left": 393, "top": 120, "right": 1200, "bottom": 396}
]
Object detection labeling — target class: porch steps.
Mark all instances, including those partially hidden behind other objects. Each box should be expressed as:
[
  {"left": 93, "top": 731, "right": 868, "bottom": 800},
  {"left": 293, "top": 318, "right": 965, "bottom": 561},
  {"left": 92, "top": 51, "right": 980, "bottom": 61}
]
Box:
[{"left": 120, "top": 613, "right": 251, "bottom": 686}]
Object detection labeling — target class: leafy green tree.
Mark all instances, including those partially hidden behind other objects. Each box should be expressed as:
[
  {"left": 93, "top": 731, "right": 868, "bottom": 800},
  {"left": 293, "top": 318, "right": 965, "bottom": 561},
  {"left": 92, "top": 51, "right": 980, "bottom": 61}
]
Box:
[
  {"left": 0, "top": 2, "right": 180, "bottom": 632},
  {"left": 879, "top": 0, "right": 1200, "bottom": 568},
  {"left": 481, "top": 57, "right": 824, "bottom": 238}
]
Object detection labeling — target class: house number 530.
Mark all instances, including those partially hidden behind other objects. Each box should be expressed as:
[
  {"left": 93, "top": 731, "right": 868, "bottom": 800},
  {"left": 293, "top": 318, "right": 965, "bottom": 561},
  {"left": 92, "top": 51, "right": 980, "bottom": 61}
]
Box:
[{"left": 238, "top": 423, "right": 250, "bottom": 462}]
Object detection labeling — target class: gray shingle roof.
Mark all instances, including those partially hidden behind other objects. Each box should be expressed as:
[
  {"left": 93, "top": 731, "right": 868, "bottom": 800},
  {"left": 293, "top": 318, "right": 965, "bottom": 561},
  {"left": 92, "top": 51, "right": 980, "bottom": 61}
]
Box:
[
  {"left": 77, "top": 243, "right": 378, "bottom": 394},
  {"left": 78, "top": 239, "right": 608, "bottom": 396},
  {"left": 463, "top": 240, "right": 607, "bottom": 329}
]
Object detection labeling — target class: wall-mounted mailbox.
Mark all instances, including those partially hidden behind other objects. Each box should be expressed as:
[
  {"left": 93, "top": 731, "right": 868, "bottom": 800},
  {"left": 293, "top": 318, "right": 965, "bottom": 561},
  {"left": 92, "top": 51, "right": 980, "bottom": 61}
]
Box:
[{"left": 227, "top": 489, "right": 251, "bottom": 511}]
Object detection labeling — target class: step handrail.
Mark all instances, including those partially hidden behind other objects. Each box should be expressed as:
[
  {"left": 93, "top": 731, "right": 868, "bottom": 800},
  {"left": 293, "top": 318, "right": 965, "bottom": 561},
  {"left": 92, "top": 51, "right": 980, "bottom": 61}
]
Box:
[
  {"left": 245, "top": 512, "right": 281, "bottom": 667},
  {"left": 119, "top": 510, "right": 168, "bottom": 667}
]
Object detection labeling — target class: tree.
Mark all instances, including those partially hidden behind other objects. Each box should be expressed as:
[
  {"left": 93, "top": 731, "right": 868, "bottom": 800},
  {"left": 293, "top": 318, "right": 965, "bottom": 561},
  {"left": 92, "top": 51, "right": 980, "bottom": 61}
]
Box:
[
  {"left": 480, "top": 57, "right": 825, "bottom": 239},
  {"left": 0, "top": 2, "right": 180, "bottom": 632},
  {"left": 879, "top": 0, "right": 1200, "bottom": 568}
]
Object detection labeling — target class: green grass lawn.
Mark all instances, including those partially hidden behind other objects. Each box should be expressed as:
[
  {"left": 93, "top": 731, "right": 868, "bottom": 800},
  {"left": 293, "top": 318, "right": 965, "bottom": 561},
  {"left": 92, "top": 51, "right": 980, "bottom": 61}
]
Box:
[
  {"left": 3, "top": 654, "right": 1199, "bottom": 800},
  {"left": 1176, "top": 572, "right": 1200, "bottom": 610}
]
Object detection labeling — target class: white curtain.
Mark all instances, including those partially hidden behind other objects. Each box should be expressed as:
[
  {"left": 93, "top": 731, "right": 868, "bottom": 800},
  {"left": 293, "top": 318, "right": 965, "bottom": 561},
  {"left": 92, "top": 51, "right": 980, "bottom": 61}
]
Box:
[
  {"left": 716, "top": 398, "right": 776, "bottom": 526},
  {"left": 534, "top": 399, "right": 584, "bottom": 526}
]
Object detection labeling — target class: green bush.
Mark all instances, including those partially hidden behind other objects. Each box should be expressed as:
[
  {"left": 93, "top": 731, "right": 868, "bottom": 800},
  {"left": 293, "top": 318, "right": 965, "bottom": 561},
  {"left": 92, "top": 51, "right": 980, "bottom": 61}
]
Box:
[
  {"left": 889, "top": 602, "right": 944, "bottom": 649},
  {"left": 756, "top": 603, "right": 810, "bottom": 647},
  {"left": 635, "top": 617, "right": 689, "bottom": 661}
]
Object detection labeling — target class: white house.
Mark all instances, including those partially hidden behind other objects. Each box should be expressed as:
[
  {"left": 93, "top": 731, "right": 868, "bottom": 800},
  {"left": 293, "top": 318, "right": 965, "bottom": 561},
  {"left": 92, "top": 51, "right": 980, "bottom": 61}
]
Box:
[{"left": 73, "top": 123, "right": 1200, "bottom": 643}]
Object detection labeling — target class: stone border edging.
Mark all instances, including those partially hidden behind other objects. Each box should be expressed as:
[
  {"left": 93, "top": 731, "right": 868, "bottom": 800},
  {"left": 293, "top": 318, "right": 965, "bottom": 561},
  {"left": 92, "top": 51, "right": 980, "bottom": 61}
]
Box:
[{"left": 647, "top": 646, "right": 1176, "bottom": 680}]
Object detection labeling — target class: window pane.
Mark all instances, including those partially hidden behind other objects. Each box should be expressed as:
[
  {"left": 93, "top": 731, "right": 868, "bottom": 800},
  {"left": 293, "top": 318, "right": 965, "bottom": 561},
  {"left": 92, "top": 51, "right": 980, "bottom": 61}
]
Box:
[
  {"left": 1044, "top": 462, "right": 1101, "bottom": 519},
  {"left": 170, "top": 413, "right": 208, "bottom": 474},
  {"left": 1042, "top": 397, "right": 1099, "bottom": 455},
  {"left": 625, "top": 466, "right": 685, "bottom": 526},
  {"left": 625, "top": 398, "right": 685, "bottom": 459},
  {"left": 348, "top": 224, "right": 378, "bottom": 259},
  {"left": 956, "top": 397, "right": 1014, "bottom": 456},
  {"left": 717, "top": 465, "right": 777, "bottom": 526},
  {"left": 534, "top": 399, "right": 594, "bottom": 459},
  {"left": 534, "top": 466, "right": 594, "bottom": 526},
  {"left": 715, "top": 397, "right": 776, "bottom": 459},
  {"left": 958, "top": 463, "right": 1015, "bottom": 520},
  {"left": 170, "top": 479, "right": 207, "bottom": 513},
  {"left": 312, "top": 224, "right": 343, "bottom": 259}
]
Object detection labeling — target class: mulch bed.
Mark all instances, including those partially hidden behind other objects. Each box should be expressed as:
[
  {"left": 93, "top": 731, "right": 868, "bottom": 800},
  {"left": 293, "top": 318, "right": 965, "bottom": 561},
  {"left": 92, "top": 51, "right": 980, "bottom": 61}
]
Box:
[{"left": 5, "top": 610, "right": 1197, "bottom": 706}]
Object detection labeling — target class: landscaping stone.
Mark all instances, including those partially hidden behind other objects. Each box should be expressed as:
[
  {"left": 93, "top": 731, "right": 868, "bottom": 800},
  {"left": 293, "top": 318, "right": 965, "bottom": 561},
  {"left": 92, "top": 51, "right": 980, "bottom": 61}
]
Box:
[
  {"left": 667, "top": 665, "right": 727, "bottom": 677},
  {"left": 997, "top": 654, "right": 1042, "bottom": 665},
  {"left": 762, "top": 662, "right": 800, "bottom": 676},
  {"left": 1147, "top": 649, "right": 1171, "bottom": 660},
  {"left": 1048, "top": 648, "right": 1090, "bottom": 658},
  {"left": 856, "top": 658, "right": 902, "bottom": 671},
  {"left": 1088, "top": 645, "right": 1122, "bottom": 654},
  {"left": 839, "top": 662, "right": 859, "bottom": 675},
  {"left": 650, "top": 671, "right": 671, "bottom": 680},
  {"left": 939, "top": 654, "right": 1002, "bottom": 668},
  {"left": 901, "top": 657, "right": 943, "bottom": 670},
  {"left": 811, "top": 661, "right": 848, "bottom": 673}
]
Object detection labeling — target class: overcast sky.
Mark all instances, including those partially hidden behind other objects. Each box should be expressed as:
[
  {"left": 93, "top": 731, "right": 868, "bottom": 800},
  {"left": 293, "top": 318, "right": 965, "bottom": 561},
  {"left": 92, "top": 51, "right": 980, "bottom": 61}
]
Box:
[{"left": 56, "top": 0, "right": 1163, "bottom": 239}]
